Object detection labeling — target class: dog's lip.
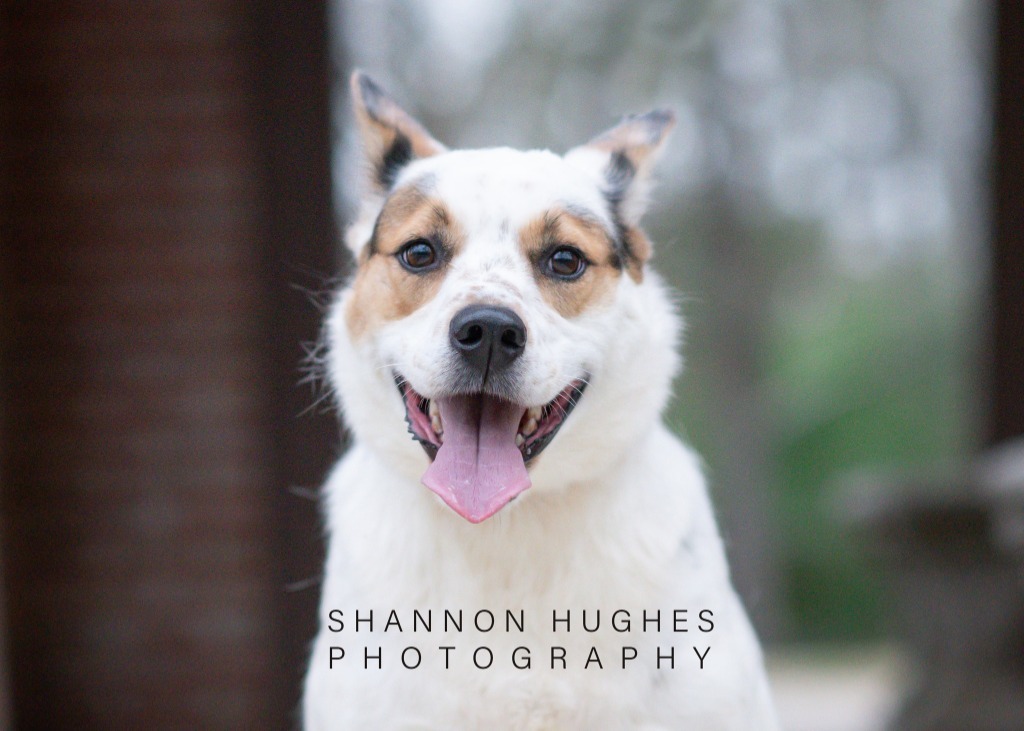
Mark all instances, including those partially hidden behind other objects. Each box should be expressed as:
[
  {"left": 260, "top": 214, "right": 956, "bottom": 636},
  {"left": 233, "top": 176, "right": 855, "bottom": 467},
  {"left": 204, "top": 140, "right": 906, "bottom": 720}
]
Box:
[
  {"left": 393, "top": 373, "right": 588, "bottom": 465},
  {"left": 517, "top": 379, "right": 588, "bottom": 462}
]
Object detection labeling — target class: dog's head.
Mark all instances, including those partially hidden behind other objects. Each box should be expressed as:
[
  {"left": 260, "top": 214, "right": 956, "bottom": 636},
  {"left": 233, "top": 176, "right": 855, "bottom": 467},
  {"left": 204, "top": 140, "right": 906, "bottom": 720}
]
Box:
[{"left": 327, "top": 72, "right": 681, "bottom": 523}]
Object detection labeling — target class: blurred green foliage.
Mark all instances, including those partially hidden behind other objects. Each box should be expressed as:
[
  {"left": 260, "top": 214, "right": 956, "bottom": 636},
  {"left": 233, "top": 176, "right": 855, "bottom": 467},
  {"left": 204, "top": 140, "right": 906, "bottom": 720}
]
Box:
[
  {"left": 666, "top": 213, "right": 975, "bottom": 640},
  {"left": 771, "top": 266, "right": 972, "bottom": 640}
]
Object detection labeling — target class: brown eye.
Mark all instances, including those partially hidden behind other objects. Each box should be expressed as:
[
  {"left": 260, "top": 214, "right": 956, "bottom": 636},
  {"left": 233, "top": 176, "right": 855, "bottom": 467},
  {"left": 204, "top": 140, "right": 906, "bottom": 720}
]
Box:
[
  {"left": 546, "top": 246, "right": 587, "bottom": 280},
  {"left": 398, "top": 238, "right": 438, "bottom": 272}
]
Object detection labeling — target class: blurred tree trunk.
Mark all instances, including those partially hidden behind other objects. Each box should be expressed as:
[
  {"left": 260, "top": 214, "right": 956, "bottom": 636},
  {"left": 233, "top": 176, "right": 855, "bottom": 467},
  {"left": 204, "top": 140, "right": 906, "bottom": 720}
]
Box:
[
  {"left": 991, "top": 0, "right": 1024, "bottom": 444},
  {"left": 695, "top": 182, "right": 783, "bottom": 640}
]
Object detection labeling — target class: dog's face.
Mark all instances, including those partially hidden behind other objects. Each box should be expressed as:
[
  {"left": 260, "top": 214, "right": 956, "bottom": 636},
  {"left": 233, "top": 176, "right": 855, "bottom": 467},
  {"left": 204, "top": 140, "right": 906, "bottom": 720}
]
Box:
[{"left": 327, "top": 73, "right": 680, "bottom": 523}]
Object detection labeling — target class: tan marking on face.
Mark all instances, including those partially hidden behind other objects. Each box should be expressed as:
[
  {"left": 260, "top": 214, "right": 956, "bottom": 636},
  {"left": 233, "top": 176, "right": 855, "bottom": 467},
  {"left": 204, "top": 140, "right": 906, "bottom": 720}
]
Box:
[
  {"left": 519, "top": 209, "right": 623, "bottom": 319},
  {"left": 622, "top": 226, "right": 650, "bottom": 283},
  {"left": 345, "top": 186, "right": 464, "bottom": 339}
]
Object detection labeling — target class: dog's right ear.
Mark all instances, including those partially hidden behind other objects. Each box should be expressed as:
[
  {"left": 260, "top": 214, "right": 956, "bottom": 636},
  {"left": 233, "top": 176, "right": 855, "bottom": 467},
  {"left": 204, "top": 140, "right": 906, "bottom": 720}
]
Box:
[{"left": 350, "top": 71, "right": 446, "bottom": 195}]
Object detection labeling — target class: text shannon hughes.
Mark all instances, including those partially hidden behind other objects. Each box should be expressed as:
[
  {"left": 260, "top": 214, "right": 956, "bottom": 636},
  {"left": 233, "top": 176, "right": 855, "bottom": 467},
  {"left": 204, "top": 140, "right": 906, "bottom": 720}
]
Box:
[{"left": 325, "top": 608, "right": 717, "bottom": 671}]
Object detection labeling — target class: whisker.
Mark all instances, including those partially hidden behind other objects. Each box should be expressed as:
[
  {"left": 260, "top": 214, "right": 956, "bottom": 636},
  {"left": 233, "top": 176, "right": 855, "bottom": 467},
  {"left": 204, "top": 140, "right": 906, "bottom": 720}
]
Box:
[
  {"left": 285, "top": 574, "right": 323, "bottom": 593},
  {"left": 297, "top": 336, "right": 338, "bottom": 417},
  {"left": 297, "top": 387, "right": 337, "bottom": 418}
]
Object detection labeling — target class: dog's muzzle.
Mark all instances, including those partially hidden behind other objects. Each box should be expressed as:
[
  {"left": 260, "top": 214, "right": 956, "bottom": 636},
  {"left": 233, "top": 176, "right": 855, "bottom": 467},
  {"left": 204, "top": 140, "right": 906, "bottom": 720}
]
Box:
[{"left": 395, "top": 304, "right": 588, "bottom": 523}]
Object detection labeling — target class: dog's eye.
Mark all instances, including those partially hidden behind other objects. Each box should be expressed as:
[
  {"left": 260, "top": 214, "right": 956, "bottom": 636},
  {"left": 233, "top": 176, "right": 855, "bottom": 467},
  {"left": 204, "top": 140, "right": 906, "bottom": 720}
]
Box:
[
  {"left": 546, "top": 246, "right": 587, "bottom": 280},
  {"left": 398, "top": 239, "right": 439, "bottom": 271}
]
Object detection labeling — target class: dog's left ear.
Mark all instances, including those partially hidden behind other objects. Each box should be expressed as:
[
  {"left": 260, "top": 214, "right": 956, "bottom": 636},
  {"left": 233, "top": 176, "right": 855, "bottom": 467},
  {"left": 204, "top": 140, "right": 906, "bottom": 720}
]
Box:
[
  {"left": 565, "top": 110, "right": 675, "bottom": 228},
  {"left": 350, "top": 71, "right": 447, "bottom": 194}
]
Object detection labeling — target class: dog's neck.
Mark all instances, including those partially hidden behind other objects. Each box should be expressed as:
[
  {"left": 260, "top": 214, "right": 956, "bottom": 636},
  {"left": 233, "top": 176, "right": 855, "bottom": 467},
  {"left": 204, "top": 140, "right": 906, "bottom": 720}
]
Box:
[{"left": 328, "top": 424, "right": 689, "bottom": 614}]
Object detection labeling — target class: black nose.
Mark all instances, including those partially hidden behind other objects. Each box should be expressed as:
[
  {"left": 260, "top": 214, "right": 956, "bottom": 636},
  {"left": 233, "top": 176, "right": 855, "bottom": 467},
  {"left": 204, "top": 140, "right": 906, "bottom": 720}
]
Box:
[{"left": 449, "top": 305, "right": 527, "bottom": 377}]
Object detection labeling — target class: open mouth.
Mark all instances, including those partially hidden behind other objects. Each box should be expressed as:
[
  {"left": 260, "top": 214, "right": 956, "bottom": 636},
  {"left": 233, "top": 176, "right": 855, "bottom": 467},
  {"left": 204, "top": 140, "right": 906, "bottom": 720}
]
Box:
[{"left": 395, "top": 374, "right": 587, "bottom": 523}]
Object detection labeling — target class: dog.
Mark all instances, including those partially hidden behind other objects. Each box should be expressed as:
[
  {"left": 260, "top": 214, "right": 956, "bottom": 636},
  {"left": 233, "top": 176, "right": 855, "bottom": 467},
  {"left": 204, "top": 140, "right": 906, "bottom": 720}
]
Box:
[{"left": 303, "top": 71, "right": 779, "bottom": 730}]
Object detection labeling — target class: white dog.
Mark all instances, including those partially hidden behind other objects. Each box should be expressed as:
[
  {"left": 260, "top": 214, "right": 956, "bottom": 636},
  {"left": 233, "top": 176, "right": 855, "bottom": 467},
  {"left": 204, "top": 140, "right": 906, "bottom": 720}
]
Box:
[{"left": 303, "top": 72, "right": 778, "bottom": 730}]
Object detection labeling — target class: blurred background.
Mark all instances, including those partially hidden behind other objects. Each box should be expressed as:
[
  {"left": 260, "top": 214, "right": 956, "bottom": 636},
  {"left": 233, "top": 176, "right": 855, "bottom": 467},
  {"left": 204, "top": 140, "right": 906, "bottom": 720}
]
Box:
[{"left": 2, "top": 1, "right": 1022, "bottom": 729}]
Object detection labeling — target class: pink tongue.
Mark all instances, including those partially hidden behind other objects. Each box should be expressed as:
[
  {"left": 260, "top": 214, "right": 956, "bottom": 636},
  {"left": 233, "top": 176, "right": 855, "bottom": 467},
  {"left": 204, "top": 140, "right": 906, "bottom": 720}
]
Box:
[{"left": 421, "top": 394, "right": 530, "bottom": 523}]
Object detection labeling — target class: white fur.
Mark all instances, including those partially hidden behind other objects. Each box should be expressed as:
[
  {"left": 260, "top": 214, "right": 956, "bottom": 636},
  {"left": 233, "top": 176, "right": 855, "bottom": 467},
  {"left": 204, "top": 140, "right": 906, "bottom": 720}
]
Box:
[{"left": 304, "top": 140, "right": 779, "bottom": 729}]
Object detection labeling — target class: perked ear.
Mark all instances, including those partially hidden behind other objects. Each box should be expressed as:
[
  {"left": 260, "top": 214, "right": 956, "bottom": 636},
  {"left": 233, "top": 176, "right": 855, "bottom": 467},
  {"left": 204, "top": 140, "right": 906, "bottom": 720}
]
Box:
[
  {"left": 350, "top": 71, "right": 446, "bottom": 194},
  {"left": 564, "top": 109, "right": 675, "bottom": 228}
]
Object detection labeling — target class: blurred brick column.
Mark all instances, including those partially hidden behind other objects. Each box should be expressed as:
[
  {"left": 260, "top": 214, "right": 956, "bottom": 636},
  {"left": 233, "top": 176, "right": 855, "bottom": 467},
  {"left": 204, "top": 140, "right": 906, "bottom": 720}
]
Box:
[
  {"left": 991, "top": 0, "right": 1024, "bottom": 444},
  {"left": 0, "top": 2, "right": 336, "bottom": 728}
]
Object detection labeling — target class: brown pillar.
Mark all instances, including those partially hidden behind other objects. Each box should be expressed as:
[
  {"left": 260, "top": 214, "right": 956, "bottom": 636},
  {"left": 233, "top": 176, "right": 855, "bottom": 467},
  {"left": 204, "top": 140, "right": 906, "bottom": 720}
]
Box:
[
  {"left": 0, "top": 2, "right": 336, "bottom": 728},
  {"left": 991, "top": 1, "right": 1024, "bottom": 444}
]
